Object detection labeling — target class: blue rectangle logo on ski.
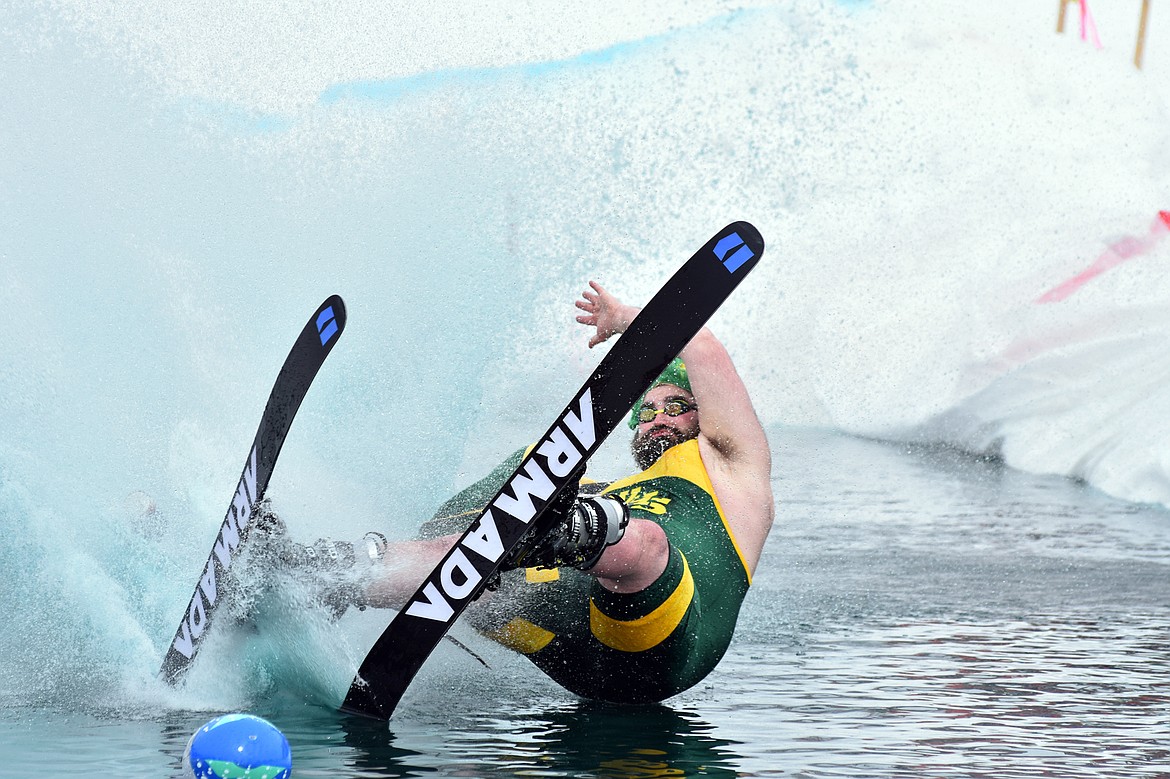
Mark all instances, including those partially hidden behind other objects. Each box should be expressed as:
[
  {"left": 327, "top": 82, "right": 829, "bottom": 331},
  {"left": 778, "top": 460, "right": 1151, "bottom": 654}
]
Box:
[
  {"left": 713, "top": 232, "right": 753, "bottom": 273},
  {"left": 317, "top": 306, "right": 339, "bottom": 345}
]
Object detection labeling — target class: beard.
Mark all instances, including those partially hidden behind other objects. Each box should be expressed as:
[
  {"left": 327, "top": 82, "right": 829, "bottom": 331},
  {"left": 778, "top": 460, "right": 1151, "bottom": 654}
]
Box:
[{"left": 630, "top": 425, "right": 694, "bottom": 470}]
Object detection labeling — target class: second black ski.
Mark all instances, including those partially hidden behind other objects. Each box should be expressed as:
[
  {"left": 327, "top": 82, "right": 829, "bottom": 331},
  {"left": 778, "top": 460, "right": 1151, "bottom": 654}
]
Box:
[{"left": 159, "top": 296, "right": 347, "bottom": 685}]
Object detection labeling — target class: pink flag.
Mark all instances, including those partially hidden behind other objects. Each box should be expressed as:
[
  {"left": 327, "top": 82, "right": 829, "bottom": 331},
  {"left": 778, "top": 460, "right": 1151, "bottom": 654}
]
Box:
[
  {"left": 1078, "top": 0, "right": 1104, "bottom": 49},
  {"left": 1036, "top": 212, "right": 1170, "bottom": 304}
]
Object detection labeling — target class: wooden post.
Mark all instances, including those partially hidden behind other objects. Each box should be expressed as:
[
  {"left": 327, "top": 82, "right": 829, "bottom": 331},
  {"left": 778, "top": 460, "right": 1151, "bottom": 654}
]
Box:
[
  {"left": 1056, "top": 0, "right": 1075, "bottom": 34},
  {"left": 1135, "top": 0, "right": 1152, "bottom": 69}
]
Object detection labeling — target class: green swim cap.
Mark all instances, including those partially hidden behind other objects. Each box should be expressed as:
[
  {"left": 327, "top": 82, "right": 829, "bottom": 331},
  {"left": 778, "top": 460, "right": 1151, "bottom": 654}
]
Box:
[{"left": 628, "top": 358, "right": 691, "bottom": 429}]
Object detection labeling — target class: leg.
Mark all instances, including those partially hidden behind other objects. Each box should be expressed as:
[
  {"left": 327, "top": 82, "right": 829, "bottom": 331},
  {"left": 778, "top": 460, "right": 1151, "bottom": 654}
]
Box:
[
  {"left": 504, "top": 488, "right": 670, "bottom": 595},
  {"left": 360, "top": 512, "right": 669, "bottom": 605},
  {"left": 586, "top": 517, "right": 670, "bottom": 595},
  {"left": 361, "top": 535, "right": 460, "bottom": 608},
  {"left": 254, "top": 492, "right": 665, "bottom": 618}
]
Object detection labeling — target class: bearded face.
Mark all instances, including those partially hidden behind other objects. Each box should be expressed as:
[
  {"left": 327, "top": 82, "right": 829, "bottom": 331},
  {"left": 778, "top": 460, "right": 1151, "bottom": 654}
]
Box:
[
  {"left": 629, "top": 385, "right": 700, "bottom": 470},
  {"left": 630, "top": 424, "right": 696, "bottom": 469}
]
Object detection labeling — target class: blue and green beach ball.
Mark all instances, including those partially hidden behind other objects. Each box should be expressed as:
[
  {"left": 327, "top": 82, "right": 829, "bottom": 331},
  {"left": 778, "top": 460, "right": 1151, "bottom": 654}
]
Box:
[{"left": 183, "top": 713, "right": 292, "bottom": 779}]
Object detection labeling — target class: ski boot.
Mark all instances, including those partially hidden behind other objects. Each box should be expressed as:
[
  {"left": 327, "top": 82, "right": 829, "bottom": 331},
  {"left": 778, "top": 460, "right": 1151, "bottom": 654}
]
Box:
[
  {"left": 502, "top": 479, "right": 630, "bottom": 572},
  {"left": 249, "top": 500, "right": 387, "bottom": 619}
]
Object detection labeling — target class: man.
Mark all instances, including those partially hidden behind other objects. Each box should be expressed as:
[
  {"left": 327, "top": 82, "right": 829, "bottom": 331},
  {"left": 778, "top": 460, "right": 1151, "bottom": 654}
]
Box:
[{"left": 268, "top": 280, "right": 774, "bottom": 703}]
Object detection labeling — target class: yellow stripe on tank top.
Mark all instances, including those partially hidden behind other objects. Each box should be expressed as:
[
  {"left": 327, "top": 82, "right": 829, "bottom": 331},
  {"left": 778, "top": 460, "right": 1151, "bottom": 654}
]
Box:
[
  {"left": 602, "top": 439, "right": 751, "bottom": 584},
  {"left": 589, "top": 553, "right": 695, "bottom": 653}
]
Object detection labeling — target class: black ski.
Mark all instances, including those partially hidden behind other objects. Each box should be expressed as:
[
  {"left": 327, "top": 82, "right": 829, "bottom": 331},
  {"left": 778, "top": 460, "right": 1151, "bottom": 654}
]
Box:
[
  {"left": 159, "top": 296, "right": 347, "bottom": 685},
  {"left": 342, "top": 222, "right": 764, "bottom": 719}
]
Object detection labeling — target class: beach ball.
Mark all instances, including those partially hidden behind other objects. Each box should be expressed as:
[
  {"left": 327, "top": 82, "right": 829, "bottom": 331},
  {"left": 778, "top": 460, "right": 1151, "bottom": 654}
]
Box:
[{"left": 183, "top": 713, "right": 292, "bottom": 779}]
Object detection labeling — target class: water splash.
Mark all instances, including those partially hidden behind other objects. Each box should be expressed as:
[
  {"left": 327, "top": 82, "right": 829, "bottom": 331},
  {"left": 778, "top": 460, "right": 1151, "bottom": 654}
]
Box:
[{"left": 1, "top": 0, "right": 1168, "bottom": 711}]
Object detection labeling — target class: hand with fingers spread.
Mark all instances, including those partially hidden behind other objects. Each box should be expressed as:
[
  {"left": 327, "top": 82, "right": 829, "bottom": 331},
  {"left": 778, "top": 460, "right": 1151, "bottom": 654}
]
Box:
[{"left": 575, "top": 281, "right": 640, "bottom": 348}]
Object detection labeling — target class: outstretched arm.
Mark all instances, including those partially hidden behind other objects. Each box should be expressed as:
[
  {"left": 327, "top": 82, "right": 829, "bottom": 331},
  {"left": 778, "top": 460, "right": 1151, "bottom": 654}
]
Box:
[
  {"left": 577, "top": 280, "right": 774, "bottom": 573},
  {"left": 575, "top": 281, "right": 770, "bottom": 469}
]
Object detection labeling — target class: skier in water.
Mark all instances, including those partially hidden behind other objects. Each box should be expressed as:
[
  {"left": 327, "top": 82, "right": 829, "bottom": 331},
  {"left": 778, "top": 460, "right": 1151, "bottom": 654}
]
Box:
[{"left": 262, "top": 280, "right": 774, "bottom": 702}]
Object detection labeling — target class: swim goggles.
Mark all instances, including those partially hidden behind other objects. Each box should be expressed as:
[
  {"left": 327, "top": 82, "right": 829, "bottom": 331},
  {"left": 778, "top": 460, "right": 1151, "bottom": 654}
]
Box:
[{"left": 636, "top": 399, "right": 698, "bottom": 424}]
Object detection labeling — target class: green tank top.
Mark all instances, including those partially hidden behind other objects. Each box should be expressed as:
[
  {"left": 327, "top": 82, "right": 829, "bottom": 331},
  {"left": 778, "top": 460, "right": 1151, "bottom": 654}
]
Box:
[{"left": 421, "top": 439, "right": 753, "bottom": 703}]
